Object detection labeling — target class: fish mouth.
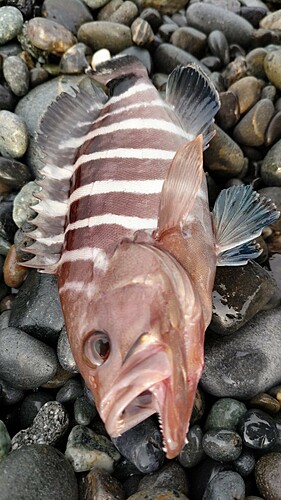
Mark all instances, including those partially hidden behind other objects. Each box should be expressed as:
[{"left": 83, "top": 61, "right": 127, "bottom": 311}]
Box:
[{"left": 99, "top": 341, "right": 188, "bottom": 458}]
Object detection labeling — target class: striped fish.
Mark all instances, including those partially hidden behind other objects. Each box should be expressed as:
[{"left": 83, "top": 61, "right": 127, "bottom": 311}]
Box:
[{"left": 25, "top": 56, "right": 279, "bottom": 458}]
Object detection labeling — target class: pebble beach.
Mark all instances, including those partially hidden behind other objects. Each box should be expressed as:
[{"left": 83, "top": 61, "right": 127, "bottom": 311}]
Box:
[{"left": 0, "top": 0, "right": 281, "bottom": 498}]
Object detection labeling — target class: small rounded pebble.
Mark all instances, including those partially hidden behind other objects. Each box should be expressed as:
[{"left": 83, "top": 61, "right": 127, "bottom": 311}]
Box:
[
  {"left": 265, "top": 111, "right": 281, "bottom": 147},
  {"left": 233, "top": 98, "right": 275, "bottom": 146},
  {"left": 78, "top": 21, "right": 132, "bottom": 54},
  {"left": 3, "top": 56, "right": 29, "bottom": 97},
  {"left": 137, "top": 462, "right": 189, "bottom": 495},
  {"left": 202, "top": 429, "right": 242, "bottom": 462},
  {"left": 261, "top": 138, "right": 281, "bottom": 187},
  {"left": 140, "top": 7, "right": 162, "bottom": 32},
  {"left": 154, "top": 42, "right": 202, "bottom": 75},
  {"left": 0, "top": 444, "right": 78, "bottom": 500},
  {"left": 0, "top": 84, "right": 17, "bottom": 112},
  {"left": 41, "top": 0, "right": 93, "bottom": 35},
  {"left": 59, "top": 43, "right": 89, "bottom": 74},
  {"left": 57, "top": 327, "right": 79, "bottom": 373},
  {"left": 248, "top": 393, "right": 281, "bottom": 414},
  {"left": 260, "top": 10, "right": 281, "bottom": 31},
  {"left": 233, "top": 449, "right": 256, "bottom": 477},
  {"left": 0, "top": 377, "right": 24, "bottom": 405},
  {"left": 19, "top": 391, "right": 54, "bottom": 428},
  {"left": 74, "top": 395, "right": 97, "bottom": 425},
  {"left": 11, "top": 401, "right": 69, "bottom": 450},
  {"left": 264, "top": 49, "right": 281, "bottom": 90},
  {"left": 83, "top": 0, "right": 110, "bottom": 8},
  {"left": 0, "top": 420, "right": 11, "bottom": 461},
  {"left": 208, "top": 30, "right": 229, "bottom": 65},
  {"left": 178, "top": 424, "right": 204, "bottom": 468},
  {"left": 56, "top": 378, "right": 83, "bottom": 404},
  {"left": 91, "top": 48, "right": 111, "bottom": 69},
  {"left": 205, "top": 398, "right": 247, "bottom": 432},
  {"left": 255, "top": 452, "right": 281, "bottom": 500},
  {"left": 246, "top": 47, "right": 267, "bottom": 79},
  {"left": 127, "top": 490, "right": 189, "bottom": 500},
  {"left": 0, "top": 6, "right": 23, "bottom": 45},
  {"left": 65, "top": 425, "right": 121, "bottom": 473},
  {"left": 170, "top": 26, "right": 207, "bottom": 57},
  {"left": 26, "top": 17, "right": 76, "bottom": 55},
  {"left": 240, "top": 408, "right": 278, "bottom": 450},
  {"left": 85, "top": 468, "right": 125, "bottom": 500},
  {"left": 0, "top": 157, "right": 32, "bottom": 190},
  {"left": 0, "top": 327, "right": 58, "bottom": 389},
  {"left": 107, "top": 1, "right": 138, "bottom": 26},
  {"left": 216, "top": 91, "right": 240, "bottom": 130},
  {"left": 4, "top": 244, "right": 27, "bottom": 288},
  {"left": 202, "top": 471, "right": 245, "bottom": 500},
  {"left": 228, "top": 76, "right": 261, "bottom": 114},
  {"left": 131, "top": 17, "right": 154, "bottom": 46},
  {"left": 0, "top": 111, "right": 28, "bottom": 159}
]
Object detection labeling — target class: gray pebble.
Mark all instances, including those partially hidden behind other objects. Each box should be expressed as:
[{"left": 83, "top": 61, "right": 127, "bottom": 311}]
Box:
[
  {"left": 233, "top": 449, "right": 256, "bottom": 477},
  {"left": 107, "top": 1, "right": 138, "bottom": 25},
  {"left": 56, "top": 378, "right": 83, "bottom": 404},
  {"left": 0, "top": 111, "right": 28, "bottom": 159},
  {"left": 216, "top": 91, "right": 239, "bottom": 130},
  {"left": 264, "top": 49, "right": 281, "bottom": 90},
  {"left": 0, "top": 377, "right": 24, "bottom": 405},
  {"left": 65, "top": 425, "right": 121, "bottom": 472},
  {"left": 186, "top": 3, "right": 254, "bottom": 47},
  {"left": 0, "top": 444, "right": 78, "bottom": 500},
  {"left": 59, "top": 43, "right": 90, "bottom": 74},
  {"left": 246, "top": 47, "right": 267, "bottom": 79},
  {"left": 178, "top": 424, "right": 205, "bottom": 468},
  {"left": 57, "top": 326, "right": 78, "bottom": 373},
  {"left": 208, "top": 30, "right": 230, "bottom": 65},
  {"left": 78, "top": 21, "right": 132, "bottom": 54},
  {"left": 0, "top": 157, "right": 32, "bottom": 190},
  {"left": 201, "top": 308, "right": 281, "bottom": 399},
  {"left": 0, "top": 420, "right": 11, "bottom": 462},
  {"left": 204, "top": 398, "right": 247, "bottom": 432},
  {"left": 233, "top": 98, "right": 275, "bottom": 146},
  {"left": 97, "top": 0, "right": 124, "bottom": 21},
  {"left": 202, "top": 429, "right": 242, "bottom": 462},
  {"left": 9, "top": 269, "right": 64, "bottom": 344},
  {"left": 137, "top": 462, "right": 189, "bottom": 495},
  {"left": 3, "top": 55, "right": 29, "bottom": 97},
  {"left": 154, "top": 42, "right": 204, "bottom": 74},
  {"left": 170, "top": 26, "right": 207, "bottom": 57},
  {"left": 74, "top": 395, "right": 97, "bottom": 425},
  {"left": 0, "top": 327, "right": 58, "bottom": 390},
  {"left": 83, "top": 0, "right": 109, "bottom": 8},
  {"left": 12, "top": 401, "right": 68, "bottom": 450},
  {"left": 41, "top": 0, "right": 93, "bottom": 35},
  {"left": 261, "top": 138, "right": 281, "bottom": 187},
  {"left": 202, "top": 471, "right": 245, "bottom": 500},
  {"left": 211, "top": 261, "right": 278, "bottom": 334},
  {"left": 0, "top": 84, "right": 17, "bottom": 112},
  {"left": 12, "top": 181, "right": 39, "bottom": 228},
  {"left": 0, "top": 6, "right": 23, "bottom": 45},
  {"left": 19, "top": 391, "right": 54, "bottom": 428}
]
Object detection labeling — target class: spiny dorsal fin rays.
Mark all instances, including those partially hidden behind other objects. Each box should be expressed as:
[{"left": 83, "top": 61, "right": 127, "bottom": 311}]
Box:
[{"left": 157, "top": 135, "right": 203, "bottom": 236}]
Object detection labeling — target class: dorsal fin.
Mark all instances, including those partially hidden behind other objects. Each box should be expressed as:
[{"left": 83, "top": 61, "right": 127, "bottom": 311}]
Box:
[
  {"left": 23, "top": 81, "right": 108, "bottom": 273},
  {"left": 165, "top": 65, "right": 220, "bottom": 149}
]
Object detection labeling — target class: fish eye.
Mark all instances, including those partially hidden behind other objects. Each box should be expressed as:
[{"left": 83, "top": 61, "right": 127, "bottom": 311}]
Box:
[{"left": 83, "top": 331, "right": 110, "bottom": 367}]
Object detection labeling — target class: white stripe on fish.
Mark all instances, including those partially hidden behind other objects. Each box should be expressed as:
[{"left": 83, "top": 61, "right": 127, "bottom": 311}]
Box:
[
  {"left": 65, "top": 214, "right": 158, "bottom": 233},
  {"left": 74, "top": 148, "right": 175, "bottom": 169}
]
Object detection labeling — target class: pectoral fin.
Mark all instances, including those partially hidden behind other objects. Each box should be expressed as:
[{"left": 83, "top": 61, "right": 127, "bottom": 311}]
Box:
[
  {"left": 213, "top": 185, "right": 280, "bottom": 266},
  {"left": 157, "top": 135, "right": 203, "bottom": 236}
]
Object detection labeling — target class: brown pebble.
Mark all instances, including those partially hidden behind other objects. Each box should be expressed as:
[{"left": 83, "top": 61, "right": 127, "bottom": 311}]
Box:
[
  {"left": 233, "top": 98, "right": 275, "bottom": 147},
  {"left": 255, "top": 453, "right": 281, "bottom": 500},
  {"left": 0, "top": 294, "right": 14, "bottom": 313},
  {"left": 26, "top": 17, "right": 76, "bottom": 55},
  {"left": 228, "top": 76, "right": 261, "bottom": 114},
  {"left": 248, "top": 393, "right": 281, "bottom": 414},
  {"left": 107, "top": 0, "right": 138, "bottom": 26},
  {"left": 265, "top": 111, "right": 281, "bottom": 147},
  {"left": 4, "top": 245, "right": 28, "bottom": 288},
  {"left": 85, "top": 468, "right": 125, "bottom": 500},
  {"left": 223, "top": 56, "right": 247, "bottom": 87},
  {"left": 246, "top": 47, "right": 267, "bottom": 79},
  {"left": 97, "top": 0, "right": 123, "bottom": 21},
  {"left": 170, "top": 27, "right": 207, "bottom": 57},
  {"left": 216, "top": 91, "right": 240, "bottom": 130},
  {"left": 131, "top": 17, "right": 154, "bottom": 46}
]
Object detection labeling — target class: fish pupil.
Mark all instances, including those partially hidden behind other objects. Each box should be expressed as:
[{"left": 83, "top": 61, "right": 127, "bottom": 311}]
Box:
[{"left": 95, "top": 337, "right": 110, "bottom": 360}]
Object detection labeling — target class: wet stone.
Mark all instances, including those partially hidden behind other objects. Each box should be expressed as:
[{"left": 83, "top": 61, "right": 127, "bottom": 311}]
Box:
[
  {"left": 57, "top": 326, "right": 79, "bottom": 374},
  {"left": 202, "top": 429, "right": 242, "bottom": 462},
  {"left": 233, "top": 449, "right": 256, "bottom": 477},
  {"left": 178, "top": 424, "right": 204, "bottom": 468},
  {"left": 189, "top": 457, "right": 230, "bottom": 500},
  {"left": 186, "top": 3, "right": 254, "bottom": 46},
  {"left": 74, "top": 395, "right": 97, "bottom": 425},
  {"left": 65, "top": 425, "right": 121, "bottom": 473},
  {"left": 59, "top": 43, "right": 90, "bottom": 74},
  {"left": 9, "top": 269, "right": 64, "bottom": 344},
  {"left": 41, "top": 0, "right": 93, "bottom": 35},
  {"left": 0, "top": 84, "right": 17, "bottom": 112},
  {"left": 204, "top": 398, "right": 247, "bottom": 432},
  {"left": 85, "top": 468, "right": 125, "bottom": 500},
  {"left": 210, "top": 261, "right": 278, "bottom": 335},
  {"left": 154, "top": 43, "right": 202, "bottom": 75},
  {"left": 216, "top": 91, "right": 239, "bottom": 130},
  {"left": 261, "top": 138, "right": 281, "bottom": 187},
  {"left": 202, "top": 471, "right": 245, "bottom": 500},
  {"left": 0, "top": 196, "right": 17, "bottom": 243},
  {"left": 259, "top": 187, "right": 281, "bottom": 232},
  {"left": 137, "top": 462, "right": 189, "bottom": 495},
  {"left": 4, "top": 244, "right": 28, "bottom": 288},
  {"left": 170, "top": 27, "right": 207, "bottom": 57},
  {"left": 204, "top": 124, "right": 247, "bottom": 178},
  {"left": 255, "top": 452, "right": 281, "bottom": 500},
  {"left": 0, "top": 378, "right": 24, "bottom": 406},
  {"left": 56, "top": 377, "right": 83, "bottom": 405},
  {"left": 0, "top": 157, "right": 32, "bottom": 191},
  {"left": 233, "top": 98, "right": 275, "bottom": 146},
  {"left": 246, "top": 47, "right": 267, "bottom": 79},
  {"left": 3, "top": 55, "right": 29, "bottom": 97},
  {"left": 208, "top": 30, "right": 229, "bottom": 65},
  {"left": 0, "top": 327, "right": 58, "bottom": 390},
  {"left": 20, "top": 391, "right": 54, "bottom": 429},
  {"left": 0, "top": 444, "right": 78, "bottom": 500},
  {"left": 0, "top": 420, "right": 11, "bottom": 461},
  {"left": 112, "top": 417, "right": 165, "bottom": 473},
  {"left": 131, "top": 17, "right": 154, "bottom": 46},
  {"left": 26, "top": 18, "right": 76, "bottom": 56},
  {"left": 140, "top": 8, "right": 162, "bottom": 32},
  {"left": 78, "top": 21, "right": 132, "bottom": 54},
  {"left": 0, "top": 6, "right": 23, "bottom": 45},
  {"left": 107, "top": 1, "right": 138, "bottom": 25},
  {"left": 265, "top": 110, "right": 281, "bottom": 147},
  {"left": 201, "top": 308, "right": 281, "bottom": 399},
  {"left": 228, "top": 76, "right": 261, "bottom": 114},
  {"left": 264, "top": 49, "right": 281, "bottom": 90},
  {"left": 248, "top": 393, "right": 281, "bottom": 414},
  {"left": 239, "top": 409, "right": 278, "bottom": 450},
  {"left": 0, "top": 111, "right": 28, "bottom": 159}
]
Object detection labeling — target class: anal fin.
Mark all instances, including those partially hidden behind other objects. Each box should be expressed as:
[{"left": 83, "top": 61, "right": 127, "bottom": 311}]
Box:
[{"left": 213, "top": 185, "right": 280, "bottom": 266}]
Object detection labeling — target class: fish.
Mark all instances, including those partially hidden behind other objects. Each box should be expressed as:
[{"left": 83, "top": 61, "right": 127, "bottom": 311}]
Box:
[{"left": 24, "top": 55, "right": 279, "bottom": 458}]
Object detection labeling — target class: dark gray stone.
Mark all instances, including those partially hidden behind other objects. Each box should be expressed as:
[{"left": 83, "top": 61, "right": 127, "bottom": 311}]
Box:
[
  {"left": 20, "top": 391, "right": 54, "bottom": 428},
  {"left": 0, "top": 327, "right": 58, "bottom": 389},
  {"left": 204, "top": 398, "right": 247, "bottom": 432},
  {"left": 137, "top": 462, "right": 189, "bottom": 495},
  {"left": 0, "top": 157, "right": 32, "bottom": 190},
  {"left": 178, "top": 424, "right": 205, "bottom": 468},
  {"left": 202, "top": 471, "right": 245, "bottom": 500},
  {"left": 239, "top": 409, "right": 278, "bottom": 450},
  {"left": 9, "top": 270, "right": 64, "bottom": 344},
  {"left": 0, "top": 378, "right": 24, "bottom": 405},
  {"left": 0, "top": 444, "right": 78, "bottom": 499},
  {"left": 41, "top": 0, "right": 93, "bottom": 34},
  {"left": 154, "top": 42, "right": 207, "bottom": 74},
  {"left": 57, "top": 327, "right": 78, "bottom": 374},
  {"left": 201, "top": 308, "right": 281, "bottom": 399},
  {"left": 202, "top": 429, "right": 242, "bottom": 462}
]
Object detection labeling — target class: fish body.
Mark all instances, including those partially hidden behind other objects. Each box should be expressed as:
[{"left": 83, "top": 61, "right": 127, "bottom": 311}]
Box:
[{"left": 25, "top": 56, "right": 279, "bottom": 458}]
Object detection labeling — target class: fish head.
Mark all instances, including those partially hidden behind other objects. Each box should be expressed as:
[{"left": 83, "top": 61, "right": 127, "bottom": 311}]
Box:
[{"left": 81, "top": 239, "right": 204, "bottom": 458}]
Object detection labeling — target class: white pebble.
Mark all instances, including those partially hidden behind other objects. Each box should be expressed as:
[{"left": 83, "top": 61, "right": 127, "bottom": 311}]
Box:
[{"left": 91, "top": 49, "right": 111, "bottom": 70}]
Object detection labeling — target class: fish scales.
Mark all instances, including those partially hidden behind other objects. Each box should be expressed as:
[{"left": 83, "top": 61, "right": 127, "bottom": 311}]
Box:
[{"left": 23, "top": 56, "right": 280, "bottom": 459}]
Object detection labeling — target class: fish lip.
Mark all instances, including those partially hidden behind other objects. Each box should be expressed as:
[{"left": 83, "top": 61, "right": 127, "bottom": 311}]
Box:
[{"left": 99, "top": 342, "right": 187, "bottom": 458}]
